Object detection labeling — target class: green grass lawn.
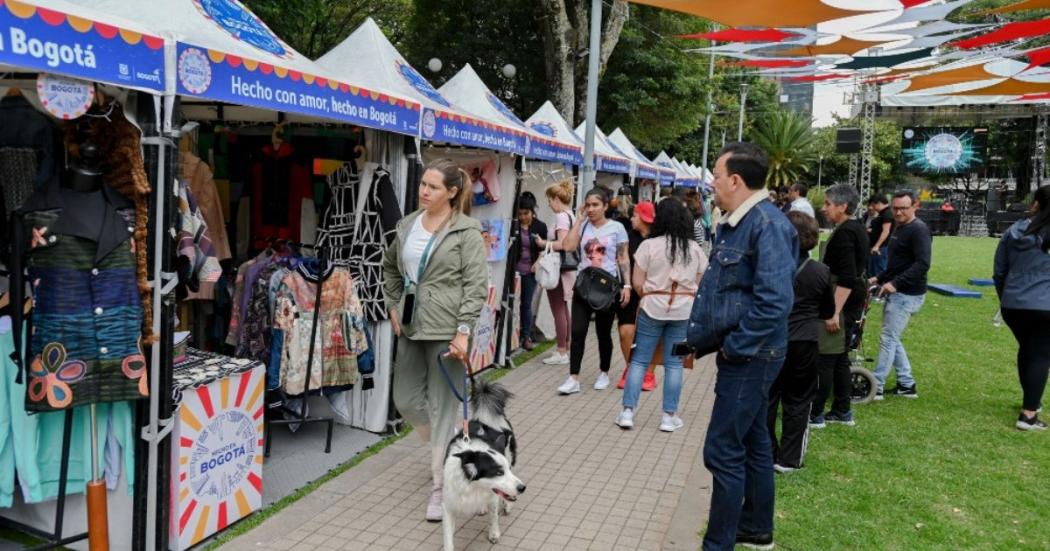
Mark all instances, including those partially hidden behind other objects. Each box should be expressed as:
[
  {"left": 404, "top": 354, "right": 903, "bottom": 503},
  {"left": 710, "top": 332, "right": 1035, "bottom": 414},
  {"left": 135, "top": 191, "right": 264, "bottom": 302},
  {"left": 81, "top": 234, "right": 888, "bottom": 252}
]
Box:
[{"left": 775, "top": 236, "right": 1050, "bottom": 550}]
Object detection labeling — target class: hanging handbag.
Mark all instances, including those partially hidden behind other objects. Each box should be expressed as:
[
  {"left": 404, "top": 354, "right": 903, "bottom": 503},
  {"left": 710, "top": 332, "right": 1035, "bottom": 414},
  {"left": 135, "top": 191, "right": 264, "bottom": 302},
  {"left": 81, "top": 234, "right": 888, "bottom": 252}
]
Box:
[
  {"left": 574, "top": 266, "right": 620, "bottom": 312},
  {"left": 536, "top": 242, "right": 562, "bottom": 290},
  {"left": 559, "top": 213, "right": 581, "bottom": 272}
]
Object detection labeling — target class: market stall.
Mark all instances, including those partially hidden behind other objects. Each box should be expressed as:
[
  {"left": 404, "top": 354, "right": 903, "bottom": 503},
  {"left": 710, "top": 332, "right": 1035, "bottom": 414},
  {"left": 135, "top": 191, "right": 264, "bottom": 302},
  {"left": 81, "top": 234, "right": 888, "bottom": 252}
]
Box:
[{"left": 607, "top": 127, "right": 662, "bottom": 202}]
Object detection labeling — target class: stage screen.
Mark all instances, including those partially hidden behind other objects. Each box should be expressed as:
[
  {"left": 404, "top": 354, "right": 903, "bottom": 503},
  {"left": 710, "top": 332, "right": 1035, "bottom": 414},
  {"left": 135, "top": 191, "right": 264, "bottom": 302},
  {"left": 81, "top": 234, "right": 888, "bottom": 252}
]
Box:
[{"left": 901, "top": 127, "right": 988, "bottom": 175}]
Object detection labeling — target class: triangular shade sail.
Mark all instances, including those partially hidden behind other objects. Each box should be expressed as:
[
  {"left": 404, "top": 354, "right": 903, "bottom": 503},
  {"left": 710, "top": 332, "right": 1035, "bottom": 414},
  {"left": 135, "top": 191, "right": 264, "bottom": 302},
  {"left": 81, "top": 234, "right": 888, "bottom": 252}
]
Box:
[
  {"left": 901, "top": 63, "right": 999, "bottom": 93},
  {"left": 977, "top": 0, "right": 1050, "bottom": 15},
  {"left": 627, "top": 0, "right": 876, "bottom": 27},
  {"left": 774, "top": 36, "right": 888, "bottom": 57},
  {"left": 952, "top": 19, "right": 1050, "bottom": 50},
  {"left": 835, "top": 48, "right": 933, "bottom": 70},
  {"left": 875, "top": 0, "right": 974, "bottom": 26},
  {"left": 734, "top": 59, "right": 813, "bottom": 68},
  {"left": 677, "top": 28, "right": 800, "bottom": 43},
  {"left": 947, "top": 78, "right": 1050, "bottom": 96}
]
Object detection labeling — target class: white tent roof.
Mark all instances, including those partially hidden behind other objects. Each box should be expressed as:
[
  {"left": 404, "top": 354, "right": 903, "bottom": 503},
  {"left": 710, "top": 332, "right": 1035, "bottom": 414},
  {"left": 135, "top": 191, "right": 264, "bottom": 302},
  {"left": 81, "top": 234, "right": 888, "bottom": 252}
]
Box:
[
  {"left": 574, "top": 122, "right": 633, "bottom": 175},
  {"left": 68, "top": 0, "right": 422, "bottom": 134},
  {"left": 438, "top": 64, "right": 581, "bottom": 162},
  {"left": 524, "top": 101, "right": 586, "bottom": 165},
  {"left": 606, "top": 128, "right": 662, "bottom": 181},
  {"left": 316, "top": 18, "right": 454, "bottom": 113}
]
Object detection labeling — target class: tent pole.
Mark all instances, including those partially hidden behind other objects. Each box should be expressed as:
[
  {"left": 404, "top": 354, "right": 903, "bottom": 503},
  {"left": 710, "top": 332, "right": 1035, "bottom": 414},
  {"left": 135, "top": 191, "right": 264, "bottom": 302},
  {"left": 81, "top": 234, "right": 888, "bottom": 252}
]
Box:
[
  {"left": 701, "top": 35, "right": 716, "bottom": 174},
  {"left": 581, "top": 0, "right": 602, "bottom": 197}
]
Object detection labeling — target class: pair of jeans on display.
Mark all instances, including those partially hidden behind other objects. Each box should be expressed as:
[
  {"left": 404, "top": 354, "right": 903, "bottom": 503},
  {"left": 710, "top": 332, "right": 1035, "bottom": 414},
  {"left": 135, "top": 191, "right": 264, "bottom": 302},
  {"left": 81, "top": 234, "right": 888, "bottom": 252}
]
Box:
[
  {"left": 873, "top": 292, "right": 925, "bottom": 389},
  {"left": 702, "top": 353, "right": 784, "bottom": 550},
  {"left": 622, "top": 312, "right": 686, "bottom": 413}
]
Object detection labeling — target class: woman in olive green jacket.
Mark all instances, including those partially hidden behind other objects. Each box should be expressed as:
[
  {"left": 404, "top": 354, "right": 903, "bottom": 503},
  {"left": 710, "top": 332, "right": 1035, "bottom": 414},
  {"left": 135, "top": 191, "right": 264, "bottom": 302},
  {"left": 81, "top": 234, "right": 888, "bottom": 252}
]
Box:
[{"left": 382, "top": 158, "right": 489, "bottom": 522}]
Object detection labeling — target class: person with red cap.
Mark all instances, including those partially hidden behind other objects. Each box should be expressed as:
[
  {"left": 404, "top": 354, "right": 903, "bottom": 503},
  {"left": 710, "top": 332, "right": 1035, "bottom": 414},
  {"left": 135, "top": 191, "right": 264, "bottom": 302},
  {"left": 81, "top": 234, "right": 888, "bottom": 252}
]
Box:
[{"left": 616, "top": 200, "right": 660, "bottom": 392}]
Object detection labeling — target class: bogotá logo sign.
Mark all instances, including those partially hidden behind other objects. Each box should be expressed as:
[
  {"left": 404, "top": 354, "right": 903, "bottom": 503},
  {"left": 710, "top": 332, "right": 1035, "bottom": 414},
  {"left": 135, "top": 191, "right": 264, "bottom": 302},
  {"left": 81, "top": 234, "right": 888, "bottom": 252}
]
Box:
[{"left": 194, "top": 0, "right": 291, "bottom": 58}]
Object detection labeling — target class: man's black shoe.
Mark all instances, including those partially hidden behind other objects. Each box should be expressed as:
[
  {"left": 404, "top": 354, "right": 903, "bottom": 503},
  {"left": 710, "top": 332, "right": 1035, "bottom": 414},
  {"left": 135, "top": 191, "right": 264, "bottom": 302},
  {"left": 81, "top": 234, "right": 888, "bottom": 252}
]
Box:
[
  {"left": 736, "top": 532, "right": 774, "bottom": 550},
  {"left": 887, "top": 384, "right": 918, "bottom": 398}
]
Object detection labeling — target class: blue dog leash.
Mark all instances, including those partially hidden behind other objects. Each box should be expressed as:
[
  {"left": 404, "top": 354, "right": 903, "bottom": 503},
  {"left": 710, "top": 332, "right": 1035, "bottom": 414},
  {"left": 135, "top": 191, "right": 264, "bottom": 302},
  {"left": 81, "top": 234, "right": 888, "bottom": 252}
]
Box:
[{"left": 437, "top": 349, "right": 471, "bottom": 434}]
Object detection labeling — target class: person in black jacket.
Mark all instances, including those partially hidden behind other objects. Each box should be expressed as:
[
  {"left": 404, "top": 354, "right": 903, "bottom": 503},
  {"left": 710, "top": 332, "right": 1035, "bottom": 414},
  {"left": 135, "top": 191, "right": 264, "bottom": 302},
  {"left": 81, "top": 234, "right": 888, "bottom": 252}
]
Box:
[
  {"left": 869, "top": 190, "right": 932, "bottom": 399},
  {"left": 769, "top": 212, "right": 835, "bottom": 472},
  {"left": 512, "top": 192, "right": 548, "bottom": 350},
  {"left": 812, "top": 184, "right": 869, "bottom": 428}
]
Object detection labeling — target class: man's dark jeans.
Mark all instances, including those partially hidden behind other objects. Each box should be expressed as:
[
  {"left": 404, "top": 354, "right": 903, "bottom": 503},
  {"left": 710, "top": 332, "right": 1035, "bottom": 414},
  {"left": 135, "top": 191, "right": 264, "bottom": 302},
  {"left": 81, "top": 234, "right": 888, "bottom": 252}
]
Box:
[{"left": 703, "top": 353, "right": 784, "bottom": 550}]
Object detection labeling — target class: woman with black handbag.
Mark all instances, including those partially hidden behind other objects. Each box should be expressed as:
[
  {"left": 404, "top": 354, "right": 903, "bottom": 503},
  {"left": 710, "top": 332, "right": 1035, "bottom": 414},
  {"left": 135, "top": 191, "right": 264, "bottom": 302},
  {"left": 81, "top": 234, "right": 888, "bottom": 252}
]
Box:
[{"left": 554, "top": 187, "right": 631, "bottom": 394}]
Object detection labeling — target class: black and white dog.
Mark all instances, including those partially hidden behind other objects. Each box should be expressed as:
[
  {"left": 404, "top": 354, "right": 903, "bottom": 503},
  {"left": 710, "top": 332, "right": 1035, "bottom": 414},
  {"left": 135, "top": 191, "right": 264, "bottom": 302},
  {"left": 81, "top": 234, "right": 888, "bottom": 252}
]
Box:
[{"left": 442, "top": 381, "right": 525, "bottom": 550}]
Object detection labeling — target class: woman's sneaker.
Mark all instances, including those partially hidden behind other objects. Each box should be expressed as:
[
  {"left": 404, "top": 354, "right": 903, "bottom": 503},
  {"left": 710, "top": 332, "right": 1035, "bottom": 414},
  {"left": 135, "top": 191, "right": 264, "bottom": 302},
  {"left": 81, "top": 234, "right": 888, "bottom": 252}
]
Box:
[
  {"left": 557, "top": 377, "right": 580, "bottom": 395},
  {"left": 615, "top": 409, "right": 634, "bottom": 429},
  {"left": 735, "top": 532, "right": 774, "bottom": 550},
  {"left": 542, "top": 352, "right": 569, "bottom": 365},
  {"left": 594, "top": 372, "right": 611, "bottom": 390},
  {"left": 1016, "top": 413, "right": 1048, "bottom": 431},
  {"left": 825, "top": 410, "right": 856, "bottom": 426},
  {"left": 659, "top": 414, "right": 684, "bottom": 432}
]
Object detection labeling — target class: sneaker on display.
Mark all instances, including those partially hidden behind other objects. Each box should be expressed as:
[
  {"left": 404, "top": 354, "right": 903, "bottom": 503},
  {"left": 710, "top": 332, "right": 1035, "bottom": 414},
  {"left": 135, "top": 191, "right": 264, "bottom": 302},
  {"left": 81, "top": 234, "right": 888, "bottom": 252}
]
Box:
[
  {"left": 825, "top": 410, "right": 856, "bottom": 426},
  {"left": 1016, "top": 413, "right": 1048, "bottom": 431},
  {"left": 809, "top": 414, "right": 826, "bottom": 429},
  {"left": 659, "top": 414, "right": 684, "bottom": 432},
  {"left": 594, "top": 372, "right": 610, "bottom": 390},
  {"left": 888, "top": 384, "right": 918, "bottom": 398},
  {"left": 557, "top": 376, "right": 580, "bottom": 395},
  {"left": 615, "top": 409, "right": 634, "bottom": 429}
]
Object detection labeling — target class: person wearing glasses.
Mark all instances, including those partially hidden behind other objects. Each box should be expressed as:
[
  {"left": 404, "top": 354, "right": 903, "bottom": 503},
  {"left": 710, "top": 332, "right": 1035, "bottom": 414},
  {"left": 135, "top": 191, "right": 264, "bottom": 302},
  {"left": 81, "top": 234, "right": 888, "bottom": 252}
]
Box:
[{"left": 869, "top": 190, "right": 932, "bottom": 400}]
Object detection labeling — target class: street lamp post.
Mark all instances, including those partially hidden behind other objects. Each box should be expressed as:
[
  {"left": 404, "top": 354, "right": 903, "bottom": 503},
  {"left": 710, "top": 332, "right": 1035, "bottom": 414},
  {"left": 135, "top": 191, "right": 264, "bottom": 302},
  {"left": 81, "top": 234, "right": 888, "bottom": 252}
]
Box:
[
  {"left": 737, "top": 83, "right": 749, "bottom": 141},
  {"left": 817, "top": 154, "right": 824, "bottom": 192}
]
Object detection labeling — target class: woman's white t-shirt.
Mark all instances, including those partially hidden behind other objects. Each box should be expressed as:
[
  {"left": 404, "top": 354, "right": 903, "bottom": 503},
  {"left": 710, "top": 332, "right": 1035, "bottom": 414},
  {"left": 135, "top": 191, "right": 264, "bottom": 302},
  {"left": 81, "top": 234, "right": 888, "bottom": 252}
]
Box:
[
  {"left": 402, "top": 215, "right": 434, "bottom": 285},
  {"left": 635, "top": 236, "right": 708, "bottom": 320}
]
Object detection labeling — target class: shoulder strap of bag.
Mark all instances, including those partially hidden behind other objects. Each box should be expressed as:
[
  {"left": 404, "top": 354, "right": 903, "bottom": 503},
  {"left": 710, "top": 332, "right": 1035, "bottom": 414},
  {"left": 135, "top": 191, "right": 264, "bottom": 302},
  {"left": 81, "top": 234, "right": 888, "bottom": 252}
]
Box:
[{"left": 795, "top": 257, "right": 810, "bottom": 278}]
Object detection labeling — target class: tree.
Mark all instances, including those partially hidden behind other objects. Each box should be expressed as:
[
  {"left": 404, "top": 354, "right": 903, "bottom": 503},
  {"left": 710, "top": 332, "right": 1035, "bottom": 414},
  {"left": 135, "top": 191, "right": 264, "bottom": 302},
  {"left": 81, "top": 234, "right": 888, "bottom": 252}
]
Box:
[
  {"left": 809, "top": 117, "right": 905, "bottom": 195},
  {"left": 537, "top": 0, "right": 629, "bottom": 125},
  {"left": 243, "top": 0, "right": 413, "bottom": 58},
  {"left": 751, "top": 110, "right": 817, "bottom": 188}
]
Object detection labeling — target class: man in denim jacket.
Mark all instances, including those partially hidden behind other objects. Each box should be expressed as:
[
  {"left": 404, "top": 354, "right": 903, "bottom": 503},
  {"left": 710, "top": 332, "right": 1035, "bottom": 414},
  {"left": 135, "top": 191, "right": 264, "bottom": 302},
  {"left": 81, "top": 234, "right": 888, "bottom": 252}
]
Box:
[{"left": 687, "top": 142, "right": 798, "bottom": 550}]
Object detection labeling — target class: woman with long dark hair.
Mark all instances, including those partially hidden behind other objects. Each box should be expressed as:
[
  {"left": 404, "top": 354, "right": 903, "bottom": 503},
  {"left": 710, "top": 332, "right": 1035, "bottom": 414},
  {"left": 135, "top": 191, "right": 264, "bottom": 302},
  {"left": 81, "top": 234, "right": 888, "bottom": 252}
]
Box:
[
  {"left": 557, "top": 188, "right": 631, "bottom": 394},
  {"left": 511, "top": 192, "right": 547, "bottom": 350},
  {"left": 616, "top": 199, "right": 707, "bottom": 431},
  {"left": 383, "top": 158, "right": 489, "bottom": 520},
  {"left": 994, "top": 185, "right": 1050, "bottom": 431}
]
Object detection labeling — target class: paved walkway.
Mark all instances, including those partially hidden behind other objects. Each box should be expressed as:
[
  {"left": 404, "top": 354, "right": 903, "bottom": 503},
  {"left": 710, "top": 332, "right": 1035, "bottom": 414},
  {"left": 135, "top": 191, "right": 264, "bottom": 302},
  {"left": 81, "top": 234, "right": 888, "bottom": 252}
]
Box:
[{"left": 221, "top": 333, "right": 716, "bottom": 551}]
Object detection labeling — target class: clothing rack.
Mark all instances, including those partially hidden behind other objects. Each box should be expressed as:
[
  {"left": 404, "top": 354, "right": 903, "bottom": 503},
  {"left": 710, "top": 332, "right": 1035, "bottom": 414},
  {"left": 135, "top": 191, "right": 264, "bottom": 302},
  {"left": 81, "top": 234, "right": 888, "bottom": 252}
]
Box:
[
  {"left": 263, "top": 245, "right": 334, "bottom": 457},
  {"left": 0, "top": 410, "right": 89, "bottom": 550}
]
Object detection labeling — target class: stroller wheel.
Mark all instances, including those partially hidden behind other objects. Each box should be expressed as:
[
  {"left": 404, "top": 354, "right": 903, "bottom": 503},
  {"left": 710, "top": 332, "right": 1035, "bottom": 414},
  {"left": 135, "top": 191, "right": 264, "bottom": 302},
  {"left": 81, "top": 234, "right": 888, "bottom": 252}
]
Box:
[{"left": 850, "top": 367, "right": 877, "bottom": 404}]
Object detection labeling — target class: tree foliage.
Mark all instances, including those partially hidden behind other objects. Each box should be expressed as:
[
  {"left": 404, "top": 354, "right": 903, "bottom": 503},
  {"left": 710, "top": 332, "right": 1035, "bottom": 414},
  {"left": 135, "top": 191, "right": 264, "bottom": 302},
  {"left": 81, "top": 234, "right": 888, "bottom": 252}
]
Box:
[
  {"left": 751, "top": 110, "right": 817, "bottom": 188},
  {"left": 243, "top": 0, "right": 413, "bottom": 58}
]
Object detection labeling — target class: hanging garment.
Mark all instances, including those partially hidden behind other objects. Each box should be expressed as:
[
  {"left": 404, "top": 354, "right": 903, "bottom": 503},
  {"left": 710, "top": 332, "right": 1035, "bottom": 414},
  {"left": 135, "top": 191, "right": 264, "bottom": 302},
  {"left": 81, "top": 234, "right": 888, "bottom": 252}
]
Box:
[
  {"left": 1, "top": 321, "right": 136, "bottom": 504},
  {"left": 73, "top": 102, "right": 154, "bottom": 343},
  {"left": 0, "top": 94, "right": 60, "bottom": 191},
  {"left": 273, "top": 264, "right": 368, "bottom": 395},
  {"left": 9, "top": 178, "right": 148, "bottom": 412},
  {"left": 181, "top": 151, "right": 232, "bottom": 300},
  {"left": 175, "top": 179, "right": 222, "bottom": 296},
  {"left": 250, "top": 143, "right": 312, "bottom": 246},
  {"left": 0, "top": 148, "right": 39, "bottom": 244},
  {"left": 316, "top": 162, "right": 402, "bottom": 322}
]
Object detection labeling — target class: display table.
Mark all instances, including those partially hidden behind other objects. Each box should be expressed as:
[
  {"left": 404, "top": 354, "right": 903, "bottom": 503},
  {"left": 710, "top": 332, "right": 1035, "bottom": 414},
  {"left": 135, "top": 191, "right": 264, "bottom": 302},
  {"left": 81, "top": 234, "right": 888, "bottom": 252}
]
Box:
[{"left": 170, "top": 349, "right": 265, "bottom": 550}]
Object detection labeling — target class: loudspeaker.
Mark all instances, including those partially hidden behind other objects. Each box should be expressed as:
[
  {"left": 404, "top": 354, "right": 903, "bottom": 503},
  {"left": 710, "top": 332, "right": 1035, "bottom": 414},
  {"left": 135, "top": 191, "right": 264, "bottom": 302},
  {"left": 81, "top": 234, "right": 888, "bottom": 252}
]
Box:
[{"left": 836, "top": 128, "right": 862, "bottom": 154}]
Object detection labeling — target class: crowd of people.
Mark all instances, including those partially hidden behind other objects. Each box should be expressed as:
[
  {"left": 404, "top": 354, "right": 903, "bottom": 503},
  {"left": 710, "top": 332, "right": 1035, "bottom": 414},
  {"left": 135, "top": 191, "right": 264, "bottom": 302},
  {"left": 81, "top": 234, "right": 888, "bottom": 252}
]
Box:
[{"left": 384, "top": 149, "right": 1050, "bottom": 546}]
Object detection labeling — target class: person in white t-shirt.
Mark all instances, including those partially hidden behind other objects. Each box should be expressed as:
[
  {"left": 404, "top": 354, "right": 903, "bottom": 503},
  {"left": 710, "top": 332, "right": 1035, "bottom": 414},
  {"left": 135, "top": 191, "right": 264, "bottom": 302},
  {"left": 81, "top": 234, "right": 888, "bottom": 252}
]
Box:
[
  {"left": 615, "top": 199, "right": 708, "bottom": 432},
  {"left": 554, "top": 187, "right": 631, "bottom": 394},
  {"left": 787, "top": 182, "right": 815, "bottom": 218}
]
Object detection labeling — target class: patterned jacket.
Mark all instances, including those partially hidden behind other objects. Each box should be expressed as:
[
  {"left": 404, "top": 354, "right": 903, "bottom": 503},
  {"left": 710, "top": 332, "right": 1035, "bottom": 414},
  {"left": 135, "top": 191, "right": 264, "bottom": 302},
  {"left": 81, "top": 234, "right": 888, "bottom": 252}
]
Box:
[{"left": 10, "top": 179, "right": 147, "bottom": 412}]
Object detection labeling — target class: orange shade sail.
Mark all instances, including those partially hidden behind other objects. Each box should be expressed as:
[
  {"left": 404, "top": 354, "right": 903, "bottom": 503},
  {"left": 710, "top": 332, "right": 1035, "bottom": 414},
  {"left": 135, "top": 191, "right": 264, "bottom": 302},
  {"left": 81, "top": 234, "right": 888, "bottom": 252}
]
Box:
[
  {"left": 902, "top": 64, "right": 1000, "bottom": 93},
  {"left": 627, "top": 0, "right": 876, "bottom": 27},
  {"left": 976, "top": 0, "right": 1050, "bottom": 15},
  {"left": 947, "top": 78, "right": 1050, "bottom": 96},
  {"left": 774, "top": 36, "right": 888, "bottom": 57}
]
